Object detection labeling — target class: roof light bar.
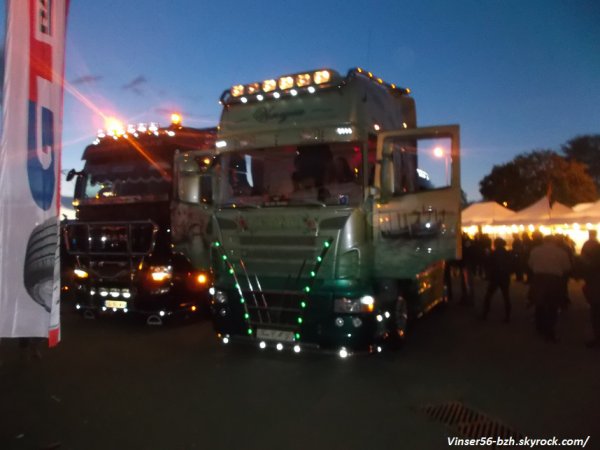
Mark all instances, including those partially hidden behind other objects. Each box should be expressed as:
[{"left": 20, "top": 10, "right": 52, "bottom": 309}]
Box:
[
  {"left": 94, "top": 112, "right": 184, "bottom": 142},
  {"left": 223, "top": 67, "right": 411, "bottom": 105}
]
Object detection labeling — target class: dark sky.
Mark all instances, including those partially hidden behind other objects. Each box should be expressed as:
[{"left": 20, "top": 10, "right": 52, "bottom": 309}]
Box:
[{"left": 2, "top": 0, "right": 599, "bottom": 200}]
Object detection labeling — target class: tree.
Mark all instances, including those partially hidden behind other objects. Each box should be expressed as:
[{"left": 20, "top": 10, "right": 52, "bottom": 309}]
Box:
[
  {"left": 562, "top": 135, "right": 600, "bottom": 191},
  {"left": 479, "top": 150, "right": 597, "bottom": 210}
]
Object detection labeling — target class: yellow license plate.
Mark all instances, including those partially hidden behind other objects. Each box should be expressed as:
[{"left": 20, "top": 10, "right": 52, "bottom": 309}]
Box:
[{"left": 105, "top": 300, "right": 127, "bottom": 309}]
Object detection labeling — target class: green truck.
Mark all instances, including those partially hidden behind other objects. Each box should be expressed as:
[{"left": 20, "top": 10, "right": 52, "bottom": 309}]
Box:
[{"left": 175, "top": 68, "right": 461, "bottom": 354}]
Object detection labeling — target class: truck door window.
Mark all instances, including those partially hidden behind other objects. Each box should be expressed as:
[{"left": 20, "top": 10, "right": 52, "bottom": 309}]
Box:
[
  {"left": 416, "top": 137, "right": 452, "bottom": 190},
  {"left": 381, "top": 136, "right": 451, "bottom": 194}
]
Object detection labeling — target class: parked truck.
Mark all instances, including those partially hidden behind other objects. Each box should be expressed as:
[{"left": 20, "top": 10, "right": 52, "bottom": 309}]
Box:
[
  {"left": 63, "top": 115, "right": 216, "bottom": 324},
  {"left": 176, "top": 68, "right": 461, "bottom": 353}
]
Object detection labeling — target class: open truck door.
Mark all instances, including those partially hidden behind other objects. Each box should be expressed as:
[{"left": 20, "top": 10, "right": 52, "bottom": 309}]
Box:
[{"left": 372, "top": 125, "right": 461, "bottom": 317}]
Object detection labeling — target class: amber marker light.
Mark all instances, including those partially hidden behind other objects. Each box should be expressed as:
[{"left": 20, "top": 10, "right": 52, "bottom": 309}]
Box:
[
  {"left": 171, "top": 113, "right": 182, "bottom": 125},
  {"left": 197, "top": 273, "right": 209, "bottom": 285}
]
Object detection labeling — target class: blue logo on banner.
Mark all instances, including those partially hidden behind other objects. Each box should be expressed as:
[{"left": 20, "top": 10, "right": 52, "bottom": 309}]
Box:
[{"left": 27, "top": 101, "right": 55, "bottom": 210}]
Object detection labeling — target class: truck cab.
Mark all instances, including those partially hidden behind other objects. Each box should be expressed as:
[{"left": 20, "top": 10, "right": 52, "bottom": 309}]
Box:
[
  {"left": 64, "top": 116, "right": 216, "bottom": 323},
  {"left": 177, "top": 68, "right": 461, "bottom": 353}
]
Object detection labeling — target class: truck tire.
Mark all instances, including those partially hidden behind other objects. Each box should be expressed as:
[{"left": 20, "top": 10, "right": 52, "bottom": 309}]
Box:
[{"left": 23, "top": 218, "right": 58, "bottom": 313}]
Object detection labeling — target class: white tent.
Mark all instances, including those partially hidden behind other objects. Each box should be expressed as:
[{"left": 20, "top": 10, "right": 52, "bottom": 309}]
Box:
[
  {"left": 499, "top": 197, "right": 572, "bottom": 225},
  {"left": 573, "top": 202, "right": 596, "bottom": 212},
  {"left": 462, "top": 201, "right": 515, "bottom": 226},
  {"left": 462, "top": 197, "right": 597, "bottom": 252},
  {"left": 553, "top": 200, "right": 600, "bottom": 224}
]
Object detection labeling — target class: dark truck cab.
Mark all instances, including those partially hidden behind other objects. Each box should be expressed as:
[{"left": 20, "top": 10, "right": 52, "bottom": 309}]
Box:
[{"left": 64, "top": 119, "right": 216, "bottom": 323}]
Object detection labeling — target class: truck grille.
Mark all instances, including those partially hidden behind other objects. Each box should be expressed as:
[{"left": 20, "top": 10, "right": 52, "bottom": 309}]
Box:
[{"left": 244, "top": 289, "right": 303, "bottom": 330}]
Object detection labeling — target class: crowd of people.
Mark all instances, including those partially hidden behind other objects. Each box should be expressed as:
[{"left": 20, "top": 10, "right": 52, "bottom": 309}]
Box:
[{"left": 454, "top": 229, "right": 600, "bottom": 348}]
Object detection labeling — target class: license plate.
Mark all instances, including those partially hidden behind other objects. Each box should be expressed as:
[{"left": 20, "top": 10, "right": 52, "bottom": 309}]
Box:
[
  {"left": 256, "top": 328, "right": 295, "bottom": 342},
  {"left": 105, "top": 300, "right": 127, "bottom": 309}
]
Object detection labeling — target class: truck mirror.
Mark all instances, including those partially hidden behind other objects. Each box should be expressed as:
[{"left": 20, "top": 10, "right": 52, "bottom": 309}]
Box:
[
  {"left": 66, "top": 169, "right": 77, "bottom": 182},
  {"left": 74, "top": 176, "right": 84, "bottom": 200},
  {"left": 368, "top": 186, "right": 380, "bottom": 198}
]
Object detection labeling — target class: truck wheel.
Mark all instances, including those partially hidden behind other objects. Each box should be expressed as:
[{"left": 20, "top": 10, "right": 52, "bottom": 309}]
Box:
[
  {"left": 388, "top": 295, "right": 408, "bottom": 348},
  {"left": 23, "top": 218, "right": 58, "bottom": 313}
]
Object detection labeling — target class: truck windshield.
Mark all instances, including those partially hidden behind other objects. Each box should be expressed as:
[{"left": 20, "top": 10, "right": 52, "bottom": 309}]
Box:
[
  {"left": 214, "top": 142, "right": 364, "bottom": 207},
  {"left": 81, "top": 160, "right": 171, "bottom": 202}
]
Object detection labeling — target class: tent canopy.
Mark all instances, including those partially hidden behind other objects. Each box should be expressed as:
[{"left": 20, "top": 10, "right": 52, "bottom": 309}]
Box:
[
  {"left": 462, "top": 201, "right": 515, "bottom": 226},
  {"left": 554, "top": 200, "right": 600, "bottom": 224},
  {"left": 492, "top": 197, "right": 571, "bottom": 225}
]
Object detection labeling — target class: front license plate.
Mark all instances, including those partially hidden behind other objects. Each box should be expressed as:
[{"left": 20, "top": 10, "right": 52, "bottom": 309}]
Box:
[
  {"left": 256, "top": 329, "right": 295, "bottom": 342},
  {"left": 105, "top": 300, "right": 127, "bottom": 309}
]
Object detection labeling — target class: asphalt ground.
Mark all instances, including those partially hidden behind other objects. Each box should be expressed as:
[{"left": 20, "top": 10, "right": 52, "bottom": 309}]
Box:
[{"left": 1, "top": 277, "right": 599, "bottom": 450}]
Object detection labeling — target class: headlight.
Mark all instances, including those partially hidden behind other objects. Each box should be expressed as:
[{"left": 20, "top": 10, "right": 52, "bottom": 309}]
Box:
[
  {"left": 74, "top": 268, "right": 89, "bottom": 279},
  {"left": 214, "top": 290, "right": 228, "bottom": 304},
  {"left": 333, "top": 295, "right": 374, "bottom": 313},
  {"left": 149, "top": 265, "right": 172, "bottom": 282}
]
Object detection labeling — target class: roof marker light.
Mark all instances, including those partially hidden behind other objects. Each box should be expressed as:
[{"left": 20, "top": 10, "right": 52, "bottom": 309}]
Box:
[
  {"left": 278, "top": 76, "right": 294, "bottom": 90},
  {"left": 296, "top": 73, "right": 311, "bottom": 87},
  {"left": 262, "top": 79, "right": 276, "bottom": 92},
  {"left": 313, "top": 70, "right": 331, "bottom": 84},
  {"left": 171, "top": 113, "right": 182, "bottom": 125},
  {"left": 231, "top": 85, "right": 244, "bottom": 97},
  {"left": 247, "top": 83, "right": 260, "bottom": 95}
]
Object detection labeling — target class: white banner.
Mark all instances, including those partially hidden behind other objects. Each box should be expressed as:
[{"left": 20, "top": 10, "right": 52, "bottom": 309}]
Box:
[{"left": 0, "top": 0, "right": 69, "bottom": 346}]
